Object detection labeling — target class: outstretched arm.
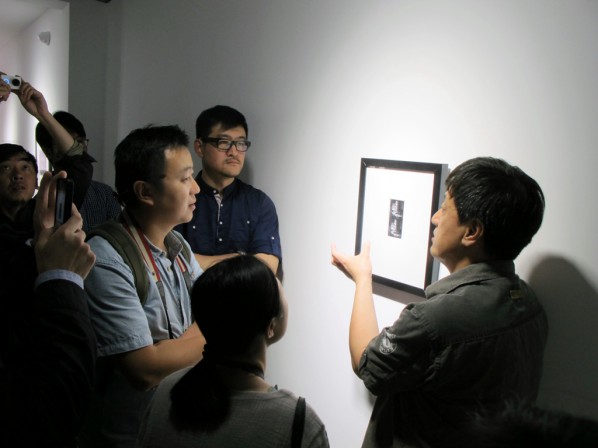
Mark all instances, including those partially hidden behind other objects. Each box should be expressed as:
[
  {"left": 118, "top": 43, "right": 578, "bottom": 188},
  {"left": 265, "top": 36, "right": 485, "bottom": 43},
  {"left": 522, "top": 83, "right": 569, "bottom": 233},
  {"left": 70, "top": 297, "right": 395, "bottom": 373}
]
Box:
[{"left": 331, "top": 242, "right": 380, "bottom": 372}]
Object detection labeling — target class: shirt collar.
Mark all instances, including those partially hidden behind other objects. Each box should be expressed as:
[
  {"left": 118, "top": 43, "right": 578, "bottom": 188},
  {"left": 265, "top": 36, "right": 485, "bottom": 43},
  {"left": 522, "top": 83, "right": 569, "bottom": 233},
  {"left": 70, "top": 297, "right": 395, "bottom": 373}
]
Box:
[
  {"left": 196, "top": 171, "right": 240, "bottom": 198},
  {"left": 425, "top": 260, "right": 516, "bottom": 298}
]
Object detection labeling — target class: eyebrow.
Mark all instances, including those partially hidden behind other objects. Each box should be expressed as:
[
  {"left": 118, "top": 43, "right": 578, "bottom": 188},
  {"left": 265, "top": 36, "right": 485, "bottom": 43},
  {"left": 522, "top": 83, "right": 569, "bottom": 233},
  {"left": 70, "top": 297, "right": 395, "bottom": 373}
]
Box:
[
  {"left": 179, "top": 166, "right": 194, "bottom": 175},
  {"left": 214, "top": 133, "right": 246, "bottom": 139}
]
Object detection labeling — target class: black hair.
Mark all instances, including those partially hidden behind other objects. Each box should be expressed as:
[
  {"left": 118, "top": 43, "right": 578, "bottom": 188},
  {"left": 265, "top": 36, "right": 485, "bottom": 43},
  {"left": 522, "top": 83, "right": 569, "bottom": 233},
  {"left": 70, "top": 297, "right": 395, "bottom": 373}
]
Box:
[
  {"left": 446, "top": 157, "right": 544, "bottom": 260},
  {"left": 114, "top": 125, "right": 189, "bottom": 207},
  {"left": 169, "top": 255, "right": 280, "bottom": 430},
  {"left": 0, "top": 144, "right": 38, "bottom": 173},
  {"left": 195, "top": 105, "right": 248, "bottom": 139},
  {"left": 35, "top": 111, "right": 86, "bottom": 150},
  {"left": 464, "top": 400, "right": 598, "bottom": 448}
]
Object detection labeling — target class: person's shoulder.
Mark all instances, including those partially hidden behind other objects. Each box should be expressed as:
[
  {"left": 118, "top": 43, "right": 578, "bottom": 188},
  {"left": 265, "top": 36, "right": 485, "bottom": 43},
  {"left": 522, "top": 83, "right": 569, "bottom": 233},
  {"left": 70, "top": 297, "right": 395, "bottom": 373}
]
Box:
[
  {"left": 235, "top": 178, "right": 268, "bottom": 195},
  {"left": 90, "top": 180, "right": 116, "bottom": 193},
  {"left": 86, "top": 232, "right": 129, "bottom": 267},
  {"left": 234, "top": 178, "right": 277, "bottom": 205}
]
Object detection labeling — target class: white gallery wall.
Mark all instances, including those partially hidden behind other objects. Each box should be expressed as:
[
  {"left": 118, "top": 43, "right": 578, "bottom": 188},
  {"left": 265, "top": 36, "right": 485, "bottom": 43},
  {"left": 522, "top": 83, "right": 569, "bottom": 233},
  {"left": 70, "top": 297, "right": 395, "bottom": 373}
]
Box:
[{"left": 64, "top": 1, "right": 598, "bottom": 446}]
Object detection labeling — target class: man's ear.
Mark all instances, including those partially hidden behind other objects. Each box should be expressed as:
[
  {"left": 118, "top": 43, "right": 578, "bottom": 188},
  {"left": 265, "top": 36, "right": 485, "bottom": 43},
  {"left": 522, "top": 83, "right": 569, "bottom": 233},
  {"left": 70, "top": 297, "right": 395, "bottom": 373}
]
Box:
[
  {"left": 132, "top": 180, "right": 154, "bottom": 206},
  {"left": 266, "top": 318, "right": 276, "bottom": 340},
  {"left": 462, "top": 219, "right": 484, "bottom": 247},
  {"left": 194, "top": 139, "right": 204, "bottom": 159}
]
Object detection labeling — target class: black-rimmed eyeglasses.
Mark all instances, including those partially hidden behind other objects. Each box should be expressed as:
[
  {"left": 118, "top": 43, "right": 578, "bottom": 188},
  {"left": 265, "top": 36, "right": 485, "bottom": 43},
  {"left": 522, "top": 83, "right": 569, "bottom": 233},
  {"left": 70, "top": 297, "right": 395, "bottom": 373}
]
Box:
[{"left": 201, "top": 137, "right": 251, "bottom": 152}]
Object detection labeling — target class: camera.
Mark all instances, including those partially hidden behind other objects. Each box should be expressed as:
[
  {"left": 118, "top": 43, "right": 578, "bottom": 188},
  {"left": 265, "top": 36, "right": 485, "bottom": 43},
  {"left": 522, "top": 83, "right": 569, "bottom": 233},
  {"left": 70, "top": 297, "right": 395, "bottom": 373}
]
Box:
[{"left": 1, "top": 74, "right": 22, "bottom": 91}]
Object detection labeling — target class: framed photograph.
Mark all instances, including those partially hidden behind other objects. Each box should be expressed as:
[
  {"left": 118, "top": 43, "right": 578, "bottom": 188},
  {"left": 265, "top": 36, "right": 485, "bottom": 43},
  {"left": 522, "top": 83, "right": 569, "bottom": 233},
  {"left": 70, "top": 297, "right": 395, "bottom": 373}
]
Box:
[{"left": 355, "top": 158, "right": 448, "bottom": 297}]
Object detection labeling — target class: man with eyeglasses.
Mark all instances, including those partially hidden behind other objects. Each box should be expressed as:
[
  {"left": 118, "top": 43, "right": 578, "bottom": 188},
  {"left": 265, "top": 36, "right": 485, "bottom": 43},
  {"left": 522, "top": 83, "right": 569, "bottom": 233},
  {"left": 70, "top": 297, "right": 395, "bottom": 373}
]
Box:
[
  {"left": 35, "top": 111, "right": 122, "bottom": 231},
  {"left": 176, "top": 105, "right": 282, "bottom": 276}
]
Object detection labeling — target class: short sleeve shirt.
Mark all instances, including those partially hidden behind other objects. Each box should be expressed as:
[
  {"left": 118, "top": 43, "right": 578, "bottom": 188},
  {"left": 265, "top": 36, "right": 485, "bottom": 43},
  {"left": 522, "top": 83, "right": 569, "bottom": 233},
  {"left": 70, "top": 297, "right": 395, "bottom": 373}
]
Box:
[{"left": 85, "top": 230, "right": 202, "bottom": 357}]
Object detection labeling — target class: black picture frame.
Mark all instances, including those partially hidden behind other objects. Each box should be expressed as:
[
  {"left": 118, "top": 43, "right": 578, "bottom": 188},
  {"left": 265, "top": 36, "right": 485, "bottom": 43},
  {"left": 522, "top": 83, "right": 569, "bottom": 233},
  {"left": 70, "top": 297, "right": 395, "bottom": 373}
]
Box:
[{"left": 355, "top": 158, "right": 448, "bottom": 297}]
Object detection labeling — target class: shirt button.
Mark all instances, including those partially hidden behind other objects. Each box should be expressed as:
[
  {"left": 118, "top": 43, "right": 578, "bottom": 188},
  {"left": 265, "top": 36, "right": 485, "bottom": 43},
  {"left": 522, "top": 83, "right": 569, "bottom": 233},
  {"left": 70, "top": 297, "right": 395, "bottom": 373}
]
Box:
[
  {"left": 218, "top": 238, "right": 223, "bottom": 242},
  {"left": 219, "top": 221, "right": 223, "bottom": 225},
  {"left": 247, "top": 220, "right": 250, "bottom": 224}
]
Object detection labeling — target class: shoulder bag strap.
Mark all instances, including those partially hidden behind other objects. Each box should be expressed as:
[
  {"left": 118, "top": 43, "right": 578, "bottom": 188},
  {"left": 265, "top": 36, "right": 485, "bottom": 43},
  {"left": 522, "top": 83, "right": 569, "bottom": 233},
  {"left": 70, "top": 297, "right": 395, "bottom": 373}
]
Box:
[{"left": 291, "top": 396, "right": 306, "bottom": 448}]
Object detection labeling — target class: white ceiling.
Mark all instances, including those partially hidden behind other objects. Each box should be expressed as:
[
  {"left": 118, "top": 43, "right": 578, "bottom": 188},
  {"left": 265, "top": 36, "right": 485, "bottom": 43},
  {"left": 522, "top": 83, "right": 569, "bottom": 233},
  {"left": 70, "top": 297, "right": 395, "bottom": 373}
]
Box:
[{"left": 0, "top": 0, "right": 68, "bottom": 49}]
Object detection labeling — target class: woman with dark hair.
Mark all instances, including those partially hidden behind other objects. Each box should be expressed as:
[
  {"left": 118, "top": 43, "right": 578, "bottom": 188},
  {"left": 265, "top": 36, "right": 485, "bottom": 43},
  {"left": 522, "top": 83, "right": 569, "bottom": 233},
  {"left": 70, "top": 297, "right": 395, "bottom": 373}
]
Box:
[{"left": 137, "top": 255, "right": 329, "bottom": 448}]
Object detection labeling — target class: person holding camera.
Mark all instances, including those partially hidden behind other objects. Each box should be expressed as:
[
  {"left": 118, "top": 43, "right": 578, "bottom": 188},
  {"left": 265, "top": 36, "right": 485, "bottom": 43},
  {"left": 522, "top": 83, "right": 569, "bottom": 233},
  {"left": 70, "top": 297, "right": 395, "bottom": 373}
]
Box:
[
  {"left": 35, "top": 110, "right": 122, "bottom": 231},
  {"left": 0, "top": 170, "right": 97, "bottom": 448},
  {"left": 0, "top": 76, "right": 93, "bottom": 245}
]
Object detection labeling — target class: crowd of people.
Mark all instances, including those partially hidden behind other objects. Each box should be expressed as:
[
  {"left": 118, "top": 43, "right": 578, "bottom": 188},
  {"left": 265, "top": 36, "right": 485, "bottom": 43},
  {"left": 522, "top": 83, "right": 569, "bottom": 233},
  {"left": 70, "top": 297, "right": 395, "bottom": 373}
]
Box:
[{"left": 1, "top": 74, "right": 596, "bottom": 447}]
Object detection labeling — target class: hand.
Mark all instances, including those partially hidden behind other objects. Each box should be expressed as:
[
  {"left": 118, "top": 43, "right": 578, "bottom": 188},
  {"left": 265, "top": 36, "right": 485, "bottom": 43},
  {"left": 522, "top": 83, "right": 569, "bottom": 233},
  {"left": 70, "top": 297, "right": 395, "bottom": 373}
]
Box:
[
  {"left": 16, "top": 81, "right": 49, "bottom": 120},
  {"left": 33, "top": 171, "right": 96, "bottom": 278},
  {"left": 0, "top": 76, "right": 10, "bottom": 102},
  {"left": 331, "top": 241, "right": 372, "bottom": 284}
]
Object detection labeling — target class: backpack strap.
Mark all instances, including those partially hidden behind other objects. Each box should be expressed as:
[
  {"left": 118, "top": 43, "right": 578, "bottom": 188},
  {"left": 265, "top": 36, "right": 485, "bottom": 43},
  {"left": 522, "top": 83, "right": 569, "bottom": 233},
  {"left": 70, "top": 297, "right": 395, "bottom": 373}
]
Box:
[
  {"left": 291, "top": 396, "right": 306, "bottom": 448},
  {"left": 172, "top": 231, "right": 194, "bottom": 293},
  {"left": 87, "top": 219, "right": 150, "bottom": 305},
  {"left": 87, "top": 216, "right": 194, "bottom": 309}
]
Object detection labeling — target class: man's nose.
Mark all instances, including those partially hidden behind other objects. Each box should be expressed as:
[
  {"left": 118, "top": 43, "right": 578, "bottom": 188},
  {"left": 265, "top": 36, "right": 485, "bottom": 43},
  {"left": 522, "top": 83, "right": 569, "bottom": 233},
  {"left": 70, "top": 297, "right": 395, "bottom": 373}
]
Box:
[{"left": 191, "top": 178, "right": 200, "bottom": 194}]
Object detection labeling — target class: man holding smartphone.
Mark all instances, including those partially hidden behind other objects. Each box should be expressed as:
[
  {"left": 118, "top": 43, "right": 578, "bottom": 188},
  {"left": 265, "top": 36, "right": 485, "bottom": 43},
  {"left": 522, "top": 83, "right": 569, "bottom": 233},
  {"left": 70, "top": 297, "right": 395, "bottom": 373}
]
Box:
[{"left": 0, "top": 171, "right": 97, "bottom": 447}]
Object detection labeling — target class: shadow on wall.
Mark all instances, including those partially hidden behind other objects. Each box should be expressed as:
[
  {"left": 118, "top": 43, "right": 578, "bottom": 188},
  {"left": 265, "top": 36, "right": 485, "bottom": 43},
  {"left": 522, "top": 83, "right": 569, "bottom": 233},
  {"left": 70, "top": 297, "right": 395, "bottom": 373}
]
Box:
[{"left": 528, "top": 255, "right": 598, "bottom": 420}]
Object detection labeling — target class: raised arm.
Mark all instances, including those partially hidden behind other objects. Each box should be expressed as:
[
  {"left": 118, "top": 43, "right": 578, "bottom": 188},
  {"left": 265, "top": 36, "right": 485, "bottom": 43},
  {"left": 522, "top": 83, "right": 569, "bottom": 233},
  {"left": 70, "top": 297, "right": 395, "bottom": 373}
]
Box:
[
  {"left": 331, "top": 242, "right": 380, "bottom": 372},
  {"left": 16, "top": 82, "right": 75, "bottom": 163}
]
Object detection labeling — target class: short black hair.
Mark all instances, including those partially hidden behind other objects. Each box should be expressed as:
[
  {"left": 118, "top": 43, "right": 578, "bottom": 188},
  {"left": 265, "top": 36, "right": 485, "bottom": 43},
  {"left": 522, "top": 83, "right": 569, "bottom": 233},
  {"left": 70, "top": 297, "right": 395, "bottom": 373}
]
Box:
[
  {"left": 35, "top": 111, "right": 86, "bottom": 150},
  {"left": 0, "top": 144, "right": 38, "bottom": 173},
  {"left": 114, "top": 125, "right": 189, "bottom": 208},
  {"left": 446, "top": 157, "right": 544, "bottom": 260},
  {"left": 195, "top": 105, "right": 248, "bottom": 139}
]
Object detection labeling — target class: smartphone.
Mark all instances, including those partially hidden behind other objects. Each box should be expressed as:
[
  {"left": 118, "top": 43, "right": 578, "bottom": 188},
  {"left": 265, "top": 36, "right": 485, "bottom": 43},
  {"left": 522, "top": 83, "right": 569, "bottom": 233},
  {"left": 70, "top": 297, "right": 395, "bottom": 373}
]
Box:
[{"left": 54, "top": 178, "right": 74, "bottom": 227}]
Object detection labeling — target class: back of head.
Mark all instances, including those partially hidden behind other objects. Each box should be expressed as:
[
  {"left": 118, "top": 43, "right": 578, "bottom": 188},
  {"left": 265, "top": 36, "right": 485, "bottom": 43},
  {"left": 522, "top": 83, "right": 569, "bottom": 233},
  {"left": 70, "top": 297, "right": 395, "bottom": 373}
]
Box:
[
  {"left": 192, "top": 255, "right": 280, "bottom": 356},
  {"left": 170, "top": 255, "right": 280, "bottom": 431},
  {"left": 0, "top": 144, "right": 38, "bottom": 173},
  {"left": 35, "top": 111, "right": 86, "bottom": 150},
  {"left": 114, "top": 125, "right": 189, "bottom": 208},
  {"left": 446, "top": 157, "right": 544, "bottom": 260},
  {"left": 195, "top": 105, "right": 248, "bottom": 138}
]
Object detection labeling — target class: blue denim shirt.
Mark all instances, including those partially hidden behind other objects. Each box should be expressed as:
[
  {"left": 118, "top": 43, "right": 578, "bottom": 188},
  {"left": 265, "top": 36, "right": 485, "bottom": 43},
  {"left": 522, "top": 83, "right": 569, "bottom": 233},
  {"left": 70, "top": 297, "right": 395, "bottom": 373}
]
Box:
[
  {"left": 176, "top": 174, "right": 282, "bottom": 260},
  {"left": 358, "top": 261, "right": 548, "bottom": 448},
  {"left": 79, "top": 231, "right": 202, "bottom": 448}
]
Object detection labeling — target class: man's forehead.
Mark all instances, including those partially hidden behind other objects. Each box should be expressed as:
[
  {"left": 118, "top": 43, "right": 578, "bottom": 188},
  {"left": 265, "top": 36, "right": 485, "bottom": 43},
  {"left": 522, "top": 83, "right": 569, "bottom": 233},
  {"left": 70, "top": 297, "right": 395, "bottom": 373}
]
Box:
[
  {"left": 0, "top": 154, "right": 35, "bottom": 165},
  {"left": 210, "top": 124, "right": 246, "bottom": 136}
]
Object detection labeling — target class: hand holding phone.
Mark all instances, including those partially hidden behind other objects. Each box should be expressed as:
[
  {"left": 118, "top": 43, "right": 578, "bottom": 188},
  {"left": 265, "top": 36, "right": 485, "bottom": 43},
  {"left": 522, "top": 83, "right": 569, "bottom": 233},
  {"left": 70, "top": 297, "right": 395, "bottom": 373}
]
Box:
[{"left": 54, "top": 178, "right": 74, "bottom": 227}]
